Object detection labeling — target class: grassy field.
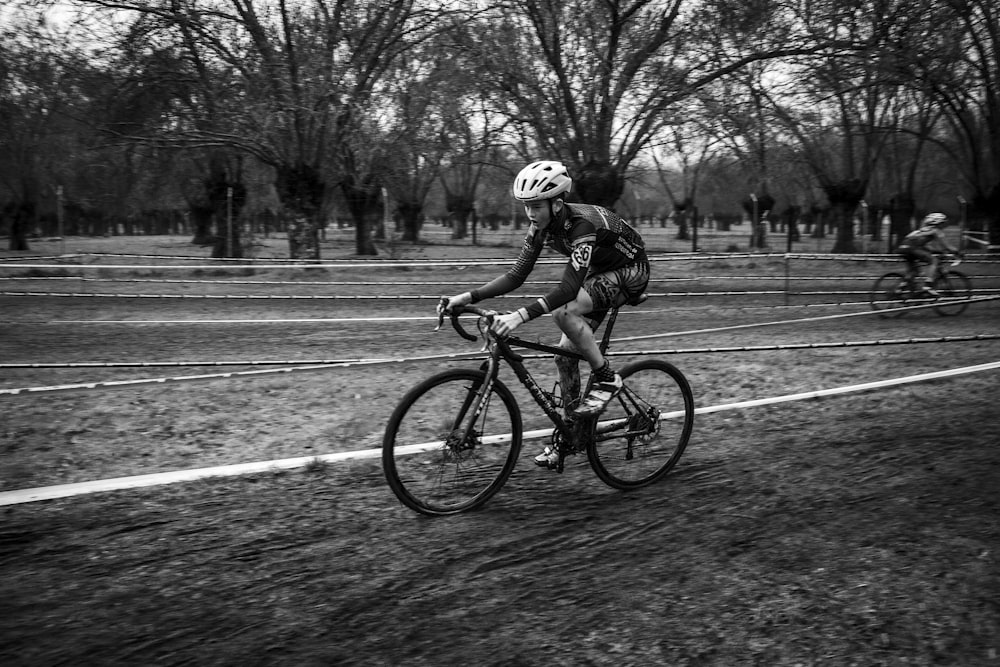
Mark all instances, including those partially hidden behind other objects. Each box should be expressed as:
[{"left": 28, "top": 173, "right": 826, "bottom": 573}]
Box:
[{"left": 1, "top": 234, "right": 998, "bottom": 665}]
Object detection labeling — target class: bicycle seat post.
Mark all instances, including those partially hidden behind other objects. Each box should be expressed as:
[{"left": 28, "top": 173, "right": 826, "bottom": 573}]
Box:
[{"left": 598, "top": 305, "right": 622, "bottom": 355}]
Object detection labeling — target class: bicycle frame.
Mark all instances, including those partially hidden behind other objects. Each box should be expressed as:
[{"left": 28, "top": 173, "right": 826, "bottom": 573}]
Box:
[
  {"left": 902, "top": 253, "right": 959, "bottom": 288},
  {"left": 453, "top": 305, "right": 624, "bottom": 455},
  {"left": 384, "top": 302, "right": 694, "bottom": 513}
]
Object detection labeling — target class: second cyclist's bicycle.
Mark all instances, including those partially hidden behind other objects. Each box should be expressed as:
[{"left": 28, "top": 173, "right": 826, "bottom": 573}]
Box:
[
  {"left": 870, "top": 257, "right": 972, "bottom": 317},
  {"left": 382, "top": 301, "right": 694, "bottom": 516}
]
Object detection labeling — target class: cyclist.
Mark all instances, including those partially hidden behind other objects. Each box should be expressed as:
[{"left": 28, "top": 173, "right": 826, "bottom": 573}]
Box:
[
  {"left": 897, "top": 212, "right": 961, "bottom": 295},
  {"left": 438, "top": 160, "right": 649, "bottom": 468}
]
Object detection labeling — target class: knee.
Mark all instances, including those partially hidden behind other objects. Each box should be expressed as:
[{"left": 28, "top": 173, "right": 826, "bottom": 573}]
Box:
[
  {"left": 553, "top": 303, "right": 587, "bottom": 328},
  {"left": 552, "top": 305, "right": 573, "bottom": 327}
]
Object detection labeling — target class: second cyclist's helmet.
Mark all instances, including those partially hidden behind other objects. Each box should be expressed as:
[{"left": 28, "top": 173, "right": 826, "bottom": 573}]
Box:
[
  {"left": 512, "top": 161, "right": 572, "bottom": 202},
  {"left": 923, "top": 212, "right": 947, "bottom": 226}
]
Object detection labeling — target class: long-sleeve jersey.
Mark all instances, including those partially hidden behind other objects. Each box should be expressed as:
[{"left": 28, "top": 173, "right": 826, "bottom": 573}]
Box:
[
  {"left": 898, "top": 225, "right": 957, "bottom": 253},
  {"left": 470, "top": 203, "right": 646, "bottom": 321}
]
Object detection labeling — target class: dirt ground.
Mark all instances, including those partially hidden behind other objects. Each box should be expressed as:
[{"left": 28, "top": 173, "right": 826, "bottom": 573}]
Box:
[{"left": 1, "top": 234, "right": 999, "bottom": 665}]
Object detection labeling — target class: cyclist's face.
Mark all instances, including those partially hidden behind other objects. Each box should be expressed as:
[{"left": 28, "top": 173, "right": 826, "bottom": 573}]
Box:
[{"left": 523, "top": 200, "right": 561, "bottom": 229}]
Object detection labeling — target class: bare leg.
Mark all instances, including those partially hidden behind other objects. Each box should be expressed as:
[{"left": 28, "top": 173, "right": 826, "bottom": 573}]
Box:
[
  {"left": 925, "top": 255, "right": 940, "bottom": 284},
  {"left": 554, "top": 336, "right": 581, "bottom": 416},
  {"left": 552, "top": 289, "right": 604, "bottom": 370}
]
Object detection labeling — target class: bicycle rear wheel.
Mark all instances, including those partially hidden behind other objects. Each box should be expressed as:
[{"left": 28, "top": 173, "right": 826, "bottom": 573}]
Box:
[
  {"left": 382, "top": 369, "right": 522, "bottom": 516},
  {"left": 933, "top": 270, "right": 972, "bottom": 316},
  {"left": 587, "top": 359, "right": 694, "bottom": 490},
  {"left": 870, "top": 272, "right": 908, "bottom": 317}
]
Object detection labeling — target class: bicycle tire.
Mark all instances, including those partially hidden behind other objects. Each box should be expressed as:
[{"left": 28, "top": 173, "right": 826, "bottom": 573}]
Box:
[
  {"left": 933, "top": 270, "right": 972, "bottom": 316},
  {"left": 587, "top": 359, "right": 694, "bottom": 490},
  {"left": 382, "top": 368, "right": 522, "bottom": 516},
  {"left": 870, "top": 272, "right": 908, "bottom": 317}
]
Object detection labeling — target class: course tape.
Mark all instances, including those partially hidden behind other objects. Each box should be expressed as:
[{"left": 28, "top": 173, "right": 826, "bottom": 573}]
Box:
[
  {"left": 0, "top": 290, "right": 796, "bottom": 299},
  {"left": 1, "top": 360, "right": 996, "bottom": 507},
  {"left": 3, "top": 330, "right": 997, "bottom": 395},
  {"left": 0, "top": 351, "right": 485, "bottom": 396},
  {"left": 3, "top": 334, "right": 998, "bottom": 370},
  {"left": 8, "top": 293, "right": 997, "bottom": 325},
  {"left": 618, "top": 295, "right": 998, "bottom": 343},
  {"left": 2, "top": 274, "right": 911, "bottom": 284},
  {"left": 3, "top": 251, "right": 997, "bottom": 266},
  {"left": 2, "top": 303, "right": 876, "bottom": 325},
  {"left": 4, "top": 288, "right": 997, "bottom": 301}
]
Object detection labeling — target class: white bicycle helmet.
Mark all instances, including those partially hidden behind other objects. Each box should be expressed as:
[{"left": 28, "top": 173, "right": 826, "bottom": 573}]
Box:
[
  {"left": 512, "top": 161, "right": 572, "bottom": 202},
  {"left": 923, "top": 212, "right": 947, "bottom": 226}
]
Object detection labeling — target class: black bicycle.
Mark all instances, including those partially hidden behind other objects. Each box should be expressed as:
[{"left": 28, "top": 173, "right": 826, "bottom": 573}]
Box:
[
  {"left": 870, "top": 257, "right": 972, "bottom": 317},
  {"left": 382, "top": 301, "right": 695, "bottom": 516}
]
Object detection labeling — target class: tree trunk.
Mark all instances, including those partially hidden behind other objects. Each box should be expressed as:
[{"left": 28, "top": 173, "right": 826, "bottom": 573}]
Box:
[
  {"left": 397, "top": 201, "right": 423, "bottom": 242},
  {"left": 446, "top": 192, "right": 473, "bottom": 240},
  {"left": 286, "top": 214, "right": 320, "bottom": 258},
  {"left": 574, "top": 160, "right": 624, "bottom": 208},
  {"left": 981, "top": 181, "right": 1000, "bottom": 251},
  {"left": 204, "top": 170, "right": 247, "bottom": 259},
  {"left": 824, "top": 179, "right": 866, "bottom": 254},
  {"left": 888, "top": 192, "right": 916, "bottom": 250},
  {"left": 781, "top": 205, "right": 802, "bottom": 243},
  {"left": 341, "top": 176, "right": 380, "bottom": 256},
  {"left": 276, "top": 163, "right": 325, "bottom": 260},
  {"left": 189, "top": 205, "right": 214, "bottom": 245},
  {"left": 674, "top": 200, "right": 690, "bottom": 241},
  {"left": 6, "top": 201, "right": 32, "bottom": 251},
  {"left": 742, "top": 193, "right": 774, "bottom": 249}
]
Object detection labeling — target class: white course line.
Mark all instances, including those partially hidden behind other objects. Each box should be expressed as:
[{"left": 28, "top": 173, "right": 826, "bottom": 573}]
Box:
[{"left": 1, "top": 361, "right": 997, "bottom": 507}]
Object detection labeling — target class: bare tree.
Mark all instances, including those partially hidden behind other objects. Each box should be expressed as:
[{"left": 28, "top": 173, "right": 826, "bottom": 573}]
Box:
[
  {"left": 467, "top": 0, "right": 826, "bottom": 208},
  {"left": 73, "top": 0, "right": 455, "bottom": 257},
  {"left": 890, "top": 0, "right": 1000, "bottom": 245},
  {"left": 749, "top": 0, "right": 923, "bottom": 252},
  {"left": 647, "top": 117, "right": 720, "bottom": 243},
  {"left": 0, "top": 9, "right": 95, "bottom": 249}
]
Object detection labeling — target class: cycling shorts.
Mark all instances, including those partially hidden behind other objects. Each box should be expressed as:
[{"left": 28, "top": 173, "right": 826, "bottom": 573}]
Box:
[
  {"left": 898, "top": 245, "right": 933, "bottom": 266},
  {"left": 582, "top": 258, "right": 650, "bottom": 325}
]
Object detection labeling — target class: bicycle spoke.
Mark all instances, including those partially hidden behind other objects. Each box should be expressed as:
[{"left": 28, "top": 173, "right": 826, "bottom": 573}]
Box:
[
  {"left": 383, "top": 369, "right": 521, "bottom": 516},
  {"left": 870, "top": 272, "right": 908, "bottom": 317},
  {"left": 933, "top": 271, "right": 972, "bottom": 316},
  {"left": 588, "top": 359, "right": 693, "bottom": 489}
]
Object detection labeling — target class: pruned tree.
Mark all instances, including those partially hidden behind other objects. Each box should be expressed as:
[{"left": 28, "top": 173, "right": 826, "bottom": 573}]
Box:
[
  {"left": 468, "top": 0, "right": 826, "bottom": 208},
  {"left": 73, "top": 0, "right": 456, "bottom": 257},
  {"left": 647, "top": 114, "right": 721, "bottom": 242},
  {"left": 753, "top": 0, "right": 919, "bottom": 252},
  {"left": 888, "top": 0, "right": 1000, "bottom": 246},
  {"left": 0, "top": 8, "right": 95, "bottom": 249}
]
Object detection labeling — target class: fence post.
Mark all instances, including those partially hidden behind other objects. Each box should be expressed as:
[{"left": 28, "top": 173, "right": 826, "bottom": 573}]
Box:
[
  {"left": 957, "top": 195, "right": 967, "bottom": 253},
  {"left": 784, "top": 254, "right": 790, "bottom": 306},
  {"left": 692, "top": 204, "right": 699, "bottom": 253},
  {"left": 56, "top": 185, "right": 65, "bottom": 256},
  {"left": 226, "top": 187, "right": 234, "bottom": 258}
]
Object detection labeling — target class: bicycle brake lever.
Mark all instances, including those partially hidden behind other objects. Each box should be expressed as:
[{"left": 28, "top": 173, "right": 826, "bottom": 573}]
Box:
[{"left": 434, "top": 297, "right": 449, "bottom": 331}]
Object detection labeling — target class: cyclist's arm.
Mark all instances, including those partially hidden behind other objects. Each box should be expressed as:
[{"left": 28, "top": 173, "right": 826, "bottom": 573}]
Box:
[
  {"left": 542, "top": 241, "right": 591, "bottom": 310},
  {"left": 469, "top": 226, "right": 543, "bottom": 303},
  {"left": 505, "top": 238, "right": 593, "bottom": 324},
  {"left": 931, "top": 229, "right": 960, "bottom": 255}
]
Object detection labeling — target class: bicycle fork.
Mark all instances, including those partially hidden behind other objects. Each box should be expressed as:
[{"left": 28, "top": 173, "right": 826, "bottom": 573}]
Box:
[{"left": 448, "top": 353, "right": 503, "bottom": 453}]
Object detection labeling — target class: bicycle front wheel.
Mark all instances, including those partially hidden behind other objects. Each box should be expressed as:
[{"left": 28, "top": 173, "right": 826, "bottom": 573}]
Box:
[
  {"left": 933, "top": 270, "right": 972, "bottom": 316},
  {"left": 870, "top": 272, "right": 908, "bottom": 317},
  {"left": 588, "top": 359, "right": 694, "bottom": 490},
  {"left": 382, "top": 369, "right": 522, "bottom": 516}
]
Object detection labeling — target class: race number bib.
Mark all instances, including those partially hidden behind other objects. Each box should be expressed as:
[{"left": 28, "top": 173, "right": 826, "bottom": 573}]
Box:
[{"left": 570, "top": 244, "right": 593, "bottom": 271}]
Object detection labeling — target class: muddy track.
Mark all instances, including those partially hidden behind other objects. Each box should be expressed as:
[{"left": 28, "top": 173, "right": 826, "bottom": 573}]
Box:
[{"left": 2, "top": 393, "right": 999, "bottom": 666}]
